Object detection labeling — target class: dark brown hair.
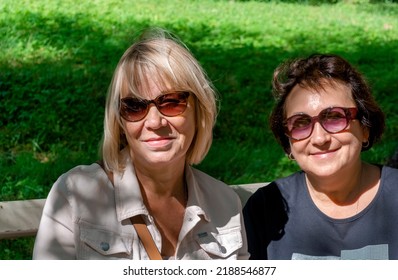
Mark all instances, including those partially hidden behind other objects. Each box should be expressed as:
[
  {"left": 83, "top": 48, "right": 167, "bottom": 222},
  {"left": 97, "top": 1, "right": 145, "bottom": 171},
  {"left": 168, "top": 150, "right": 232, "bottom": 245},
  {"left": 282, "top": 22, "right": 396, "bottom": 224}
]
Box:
[{"left": 269, "top": 53, "right": 385, "bottom": 154}]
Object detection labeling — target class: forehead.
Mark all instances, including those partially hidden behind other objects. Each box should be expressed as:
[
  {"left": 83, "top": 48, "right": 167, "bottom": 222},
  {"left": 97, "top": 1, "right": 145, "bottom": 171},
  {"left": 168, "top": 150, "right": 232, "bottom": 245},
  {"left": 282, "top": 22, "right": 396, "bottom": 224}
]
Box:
[
  {"left": 139, "top": 77, "right": 172, "bottom": 99},
  {"left": 285, "top": 80, "right": 355, "bottom": 116},
  {"left": 121, "top": 71, "right": 173, "bottom": 99}
]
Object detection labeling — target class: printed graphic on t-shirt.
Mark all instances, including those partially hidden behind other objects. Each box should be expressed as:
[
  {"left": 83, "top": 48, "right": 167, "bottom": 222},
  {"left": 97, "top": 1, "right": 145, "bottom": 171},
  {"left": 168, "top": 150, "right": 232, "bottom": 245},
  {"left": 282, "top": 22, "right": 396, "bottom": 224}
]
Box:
[{"left": 292, "top": 244, "right": 389, "bottom": 260}]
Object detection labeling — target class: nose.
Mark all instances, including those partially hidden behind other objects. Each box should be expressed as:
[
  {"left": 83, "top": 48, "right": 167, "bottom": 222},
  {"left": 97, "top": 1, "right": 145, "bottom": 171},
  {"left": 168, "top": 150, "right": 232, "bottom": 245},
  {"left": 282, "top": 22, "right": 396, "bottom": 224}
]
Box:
[
  {"left": 310, "top": 122, "right": 331, "bottom": 145},
  {"left": 144, "top": 105, "right": 167, "bottom": 129}
]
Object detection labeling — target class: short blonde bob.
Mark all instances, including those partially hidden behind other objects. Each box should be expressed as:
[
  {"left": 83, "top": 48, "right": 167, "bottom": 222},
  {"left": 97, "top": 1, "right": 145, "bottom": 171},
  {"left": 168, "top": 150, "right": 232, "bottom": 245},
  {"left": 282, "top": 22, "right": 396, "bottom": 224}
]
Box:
[{"left": 100, "top": 28, "right": 218, "bottom": 172}]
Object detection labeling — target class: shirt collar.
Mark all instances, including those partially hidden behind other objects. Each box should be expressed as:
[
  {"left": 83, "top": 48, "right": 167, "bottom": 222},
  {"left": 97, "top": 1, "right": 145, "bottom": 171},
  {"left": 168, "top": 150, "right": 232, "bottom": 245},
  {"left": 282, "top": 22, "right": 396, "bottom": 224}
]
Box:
[
  {"left": 185, "top": 165, "right": 211, "bottom": 222},
  {"left": 114, "top": 152, "right": 148, "bottom": 221},
  {"left": 113, "top": 150, "right": 210, "bottom": 223}
]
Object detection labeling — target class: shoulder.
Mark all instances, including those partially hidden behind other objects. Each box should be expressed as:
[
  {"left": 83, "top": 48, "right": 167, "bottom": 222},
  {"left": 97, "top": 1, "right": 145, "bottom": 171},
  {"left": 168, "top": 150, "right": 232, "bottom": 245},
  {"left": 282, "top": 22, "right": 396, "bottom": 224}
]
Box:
[
  {"left": 244, "top": 181, "right": 281, "bottom": 210},
  {"left": 244, "top": 171, "right": 305, "bottom": 216},
  {"left": 380, "top": 165, "right": 398, "bottom": 189},
  {"left": 381, "top": 165, "right": 398, "bottom": 177},
  {"left": 188, "top": 166, "right": 240, "bottom": 202},
  {"left": 56, "top": 163, "right": 104, "bottom": 184},
  {"left": 50, "top": 162, "right": 109, "bottom": 197},
  {"left": 274, "top": 171, "right": 305, "bottom": 188},
  {"left": 248, "top": 171, "right": 303, "bottom": 201},
  {"left": 243, "top": 181, "right": 289, "bottom": 245},
  {"left": 189, "top": 166, "right": 230, "bottom": 190}
]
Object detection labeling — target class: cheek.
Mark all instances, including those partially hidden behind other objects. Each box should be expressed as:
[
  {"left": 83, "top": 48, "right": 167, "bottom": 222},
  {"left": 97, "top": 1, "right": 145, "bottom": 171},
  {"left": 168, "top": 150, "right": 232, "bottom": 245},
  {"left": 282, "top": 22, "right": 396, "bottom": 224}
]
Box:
[
  {"left": 179, "top": 119, "right": 196, "bottom": 145},
  {"left": 290, "top": 142, "right": 305, "bottom": 157},
  {"left": 348, "top": 122, "right": 368, "bottom": 144},
  {"left": 181, "top": 108, "right": 196, "bottom": 140},
  {"left": 289, "top": 137, "right": 305, "bottom": 152},
  {"left": 122, "top": 122, "right": 141, "bottom": 143}
]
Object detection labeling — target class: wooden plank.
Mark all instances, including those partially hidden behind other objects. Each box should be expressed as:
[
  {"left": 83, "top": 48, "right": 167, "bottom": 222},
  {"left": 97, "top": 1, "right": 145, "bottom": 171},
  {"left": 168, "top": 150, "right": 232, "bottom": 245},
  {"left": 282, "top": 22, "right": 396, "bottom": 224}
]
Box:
[
  {"left": 230, "top": 183, "right": 266, "bottom": 206},
  {"left": 0, "top": 183, "right": 267, "bottom": 239},
  {"left": 0, "top": 199, "right": 46, "bottom": 239}
]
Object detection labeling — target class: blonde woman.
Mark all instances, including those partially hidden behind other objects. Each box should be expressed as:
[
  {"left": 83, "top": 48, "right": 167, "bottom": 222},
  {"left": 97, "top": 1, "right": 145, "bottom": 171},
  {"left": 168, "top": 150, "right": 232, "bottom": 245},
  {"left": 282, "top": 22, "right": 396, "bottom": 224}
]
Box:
[{"left": 34, "top": 28, "right": 248, "bottom": 260}]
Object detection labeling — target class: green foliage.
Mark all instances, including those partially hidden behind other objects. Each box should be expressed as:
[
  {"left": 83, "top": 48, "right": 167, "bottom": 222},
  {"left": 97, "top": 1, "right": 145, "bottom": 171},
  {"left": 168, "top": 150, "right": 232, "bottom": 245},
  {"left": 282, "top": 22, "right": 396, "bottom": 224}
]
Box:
[
  {"left": 1, "top": 0, "right": 398, "bottom": 259},
  {"left": 0, "top": 238, "right": 35, "bottom": 260}
]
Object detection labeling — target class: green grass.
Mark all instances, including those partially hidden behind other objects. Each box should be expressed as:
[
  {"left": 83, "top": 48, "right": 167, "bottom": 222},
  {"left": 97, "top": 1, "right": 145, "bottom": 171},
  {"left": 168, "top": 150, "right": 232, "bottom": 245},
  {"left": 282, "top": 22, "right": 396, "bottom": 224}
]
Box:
[{"left": 1, "top": 0, "right": 398, "bottom": 259}]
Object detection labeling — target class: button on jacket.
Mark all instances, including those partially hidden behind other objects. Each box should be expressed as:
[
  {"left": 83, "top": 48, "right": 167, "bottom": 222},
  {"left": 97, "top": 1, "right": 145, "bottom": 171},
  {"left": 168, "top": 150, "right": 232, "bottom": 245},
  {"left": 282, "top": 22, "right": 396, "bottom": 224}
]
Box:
[{"left": 33, "top": 154, "right": 249, "bottom": 260}]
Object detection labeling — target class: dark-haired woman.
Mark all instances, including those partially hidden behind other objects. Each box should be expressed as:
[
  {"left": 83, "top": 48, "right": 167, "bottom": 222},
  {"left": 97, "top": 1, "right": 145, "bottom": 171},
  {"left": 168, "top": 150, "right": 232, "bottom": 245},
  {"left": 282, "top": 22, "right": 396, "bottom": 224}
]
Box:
[{"left": 244, "top": 54, "right": 398, "bottom": 260}]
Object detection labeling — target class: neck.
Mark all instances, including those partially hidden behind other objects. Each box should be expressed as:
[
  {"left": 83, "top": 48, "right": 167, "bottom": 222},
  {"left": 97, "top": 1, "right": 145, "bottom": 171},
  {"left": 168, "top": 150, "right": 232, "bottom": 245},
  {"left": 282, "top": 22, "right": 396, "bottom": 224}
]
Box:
[
  {"left": 306, "top": 163, "right": 381, "bottom": 219},
  {"left": 133, "top": 161, "right": 188, "bottom": 257},
  {"left": 134, "top": 160, "right": 187, "bottom": 202},
  {"left": 306, "top": 162, "right": 365, "bottom": 205}
]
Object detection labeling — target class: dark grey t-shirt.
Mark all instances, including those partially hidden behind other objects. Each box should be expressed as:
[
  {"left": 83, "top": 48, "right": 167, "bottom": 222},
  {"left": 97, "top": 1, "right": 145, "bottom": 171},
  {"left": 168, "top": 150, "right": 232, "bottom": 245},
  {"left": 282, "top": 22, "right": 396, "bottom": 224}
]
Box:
[{"left": 243, "top": 165, "right": 398, "bottom": 260}]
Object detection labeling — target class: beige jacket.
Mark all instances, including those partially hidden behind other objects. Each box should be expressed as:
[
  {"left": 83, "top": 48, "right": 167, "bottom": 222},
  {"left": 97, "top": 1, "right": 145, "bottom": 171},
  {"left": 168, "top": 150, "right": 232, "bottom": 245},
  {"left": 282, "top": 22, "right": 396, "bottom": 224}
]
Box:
[{"left": 33, "top": 155, "right": 249, "bottom": 260}]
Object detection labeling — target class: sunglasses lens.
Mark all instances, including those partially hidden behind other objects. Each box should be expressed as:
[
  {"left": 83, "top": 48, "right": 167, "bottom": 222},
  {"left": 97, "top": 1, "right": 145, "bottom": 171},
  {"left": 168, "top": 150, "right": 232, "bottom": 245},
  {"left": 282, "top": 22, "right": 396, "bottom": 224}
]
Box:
[
  {"left": 321, "top": 108, "right": 348, "bottom": 133},
  {"left": 157, "top": 92, "right": 189, "bottom": 117},
  {"left": 286, "top": 115, "right": 313, "bottom": 140},
  {"left": 285, "top": 107, "right": 354, "bottom": 140},
  {"left": 120, "top": 98, "right": 148, "bottom": 122},
  {"left": 120, "top": 92, "right": 190, "bottom": 122}
]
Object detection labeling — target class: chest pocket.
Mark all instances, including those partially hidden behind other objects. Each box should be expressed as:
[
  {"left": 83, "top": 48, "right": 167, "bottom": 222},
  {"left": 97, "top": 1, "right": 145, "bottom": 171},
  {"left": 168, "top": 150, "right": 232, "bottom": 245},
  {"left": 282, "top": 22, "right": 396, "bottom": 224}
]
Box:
[
  {"left": 195, "top": 227, "right": 243, "bottom": 258},
  {"left": 78, "top": 222, "right": 133, "bottom": 259}
]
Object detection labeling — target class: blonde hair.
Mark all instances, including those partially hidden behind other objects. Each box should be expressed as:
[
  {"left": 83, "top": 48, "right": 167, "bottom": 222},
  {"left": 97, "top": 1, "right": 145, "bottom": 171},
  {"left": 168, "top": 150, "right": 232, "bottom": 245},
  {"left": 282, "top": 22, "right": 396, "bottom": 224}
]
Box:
[{"left": 100, "top": 28, "right": 218, "bottom": 172}]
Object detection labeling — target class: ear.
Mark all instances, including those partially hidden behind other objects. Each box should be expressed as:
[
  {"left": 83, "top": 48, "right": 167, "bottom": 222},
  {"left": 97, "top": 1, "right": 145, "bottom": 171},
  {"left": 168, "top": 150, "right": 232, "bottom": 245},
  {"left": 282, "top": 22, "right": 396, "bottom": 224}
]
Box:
[
  {"left": 284, "top": 145, "right": 292, "bottom": 156},
  {"left": 362, "top": 126, "right": 370, "bottom": 143}
]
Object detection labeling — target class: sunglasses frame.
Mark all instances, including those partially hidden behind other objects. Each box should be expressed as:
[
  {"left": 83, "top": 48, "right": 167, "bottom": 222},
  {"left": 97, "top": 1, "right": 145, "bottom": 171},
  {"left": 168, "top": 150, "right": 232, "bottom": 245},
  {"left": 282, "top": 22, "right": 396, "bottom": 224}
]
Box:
[
  {"left": 284, "top": 107, "right": 358, "bottom": 141},
  {"left": 120, "top": 91, "right": 190, "bottom": 122}
]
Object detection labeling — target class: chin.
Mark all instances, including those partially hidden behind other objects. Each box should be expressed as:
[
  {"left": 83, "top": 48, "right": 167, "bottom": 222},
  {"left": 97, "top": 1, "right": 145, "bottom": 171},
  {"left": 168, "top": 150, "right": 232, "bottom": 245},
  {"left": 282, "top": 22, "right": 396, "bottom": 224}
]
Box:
[
  {"left": 301, "top": 161, "right": 335, "bottom": 173},
  {"left": 147, "top": 157, "right": 174, "bottom": 165},
  {"left": 307, "top": 166, "right": 342, "bottom": 178}
]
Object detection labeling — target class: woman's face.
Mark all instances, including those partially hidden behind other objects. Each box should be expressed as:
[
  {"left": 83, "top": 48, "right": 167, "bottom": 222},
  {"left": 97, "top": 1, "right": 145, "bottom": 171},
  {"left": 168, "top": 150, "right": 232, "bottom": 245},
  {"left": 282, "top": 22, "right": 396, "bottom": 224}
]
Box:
[
  {"left": 122, "top": 79, "right": 196, "bottom": 170},
  {"left": 285, "top": 81, "right": 369, "bottom": 179}
]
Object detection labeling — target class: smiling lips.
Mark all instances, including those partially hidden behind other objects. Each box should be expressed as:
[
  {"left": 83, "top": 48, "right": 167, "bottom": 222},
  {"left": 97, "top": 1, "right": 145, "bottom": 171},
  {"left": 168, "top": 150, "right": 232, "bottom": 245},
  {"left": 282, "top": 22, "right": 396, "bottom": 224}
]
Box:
[
  {"left": 311, "top": 148, "right": 339, "bottom": 157},
  {"left": 143, "top": 137, "right": 174, "bottom": 148}
]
